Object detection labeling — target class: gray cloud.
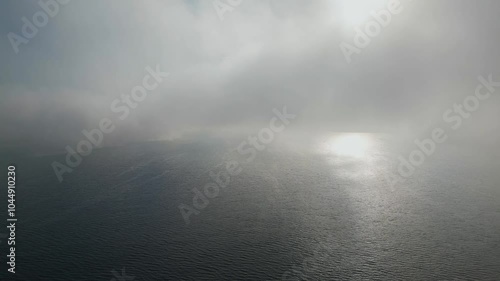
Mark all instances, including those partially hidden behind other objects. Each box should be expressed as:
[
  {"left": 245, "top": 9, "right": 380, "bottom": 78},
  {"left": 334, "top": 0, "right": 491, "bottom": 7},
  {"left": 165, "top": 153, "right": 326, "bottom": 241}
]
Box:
[{"left": 1, "top": 0, "right": 499, "bottom": 153}]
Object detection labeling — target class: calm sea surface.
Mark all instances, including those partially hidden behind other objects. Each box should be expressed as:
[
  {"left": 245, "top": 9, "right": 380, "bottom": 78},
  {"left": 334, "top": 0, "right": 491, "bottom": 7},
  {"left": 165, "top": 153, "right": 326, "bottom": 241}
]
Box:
[{"left": 1, "top": 135, "right": 499, "bottom": 280}]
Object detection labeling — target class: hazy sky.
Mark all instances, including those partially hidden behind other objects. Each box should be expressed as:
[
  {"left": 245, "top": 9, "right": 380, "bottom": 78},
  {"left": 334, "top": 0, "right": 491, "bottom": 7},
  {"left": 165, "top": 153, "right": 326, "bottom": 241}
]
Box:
[{"left": 1, "top": 0, "right": 499, "bottom": 152}]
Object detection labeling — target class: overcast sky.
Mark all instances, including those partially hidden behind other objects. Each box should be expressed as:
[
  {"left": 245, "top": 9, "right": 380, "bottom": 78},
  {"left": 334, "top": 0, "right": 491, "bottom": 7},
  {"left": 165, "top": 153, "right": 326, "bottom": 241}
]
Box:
[{"left": 1, "top": 0, "right": 499, "bottom": 152}]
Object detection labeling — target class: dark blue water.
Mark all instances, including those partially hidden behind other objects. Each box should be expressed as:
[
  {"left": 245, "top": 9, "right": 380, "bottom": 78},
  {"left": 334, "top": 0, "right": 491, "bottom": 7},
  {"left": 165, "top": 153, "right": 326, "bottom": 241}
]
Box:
[{"left": 1, "top": 137, "right": 499, "bottom": 280}]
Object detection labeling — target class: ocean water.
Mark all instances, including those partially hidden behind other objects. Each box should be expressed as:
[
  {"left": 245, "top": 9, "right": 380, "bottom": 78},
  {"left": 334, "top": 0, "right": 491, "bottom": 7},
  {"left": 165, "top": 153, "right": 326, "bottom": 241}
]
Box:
[{"left": 1, "top": 135, "right": 499, "bottom": 280}]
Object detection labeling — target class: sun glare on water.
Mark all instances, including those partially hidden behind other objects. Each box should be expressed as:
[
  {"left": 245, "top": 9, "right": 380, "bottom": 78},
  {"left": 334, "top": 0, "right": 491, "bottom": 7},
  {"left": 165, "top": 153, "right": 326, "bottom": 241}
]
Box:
[{"left": 329, "top": 133, "right": 373, "bottom": 158}]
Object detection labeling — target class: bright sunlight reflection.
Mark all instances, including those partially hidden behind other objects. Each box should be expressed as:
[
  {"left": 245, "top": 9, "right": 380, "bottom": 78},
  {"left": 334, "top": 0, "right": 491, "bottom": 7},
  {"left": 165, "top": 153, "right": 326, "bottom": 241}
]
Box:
[{"left": 329, "top": 133, "right": 372, "bottom": 158}]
